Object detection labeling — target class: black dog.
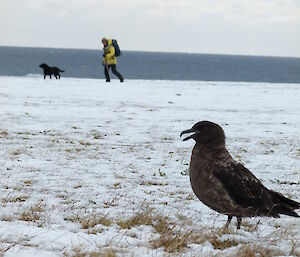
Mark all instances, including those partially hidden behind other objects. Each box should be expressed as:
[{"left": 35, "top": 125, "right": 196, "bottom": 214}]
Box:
[{"left": 39, "top": 63, "right": 64, "bottom": 79}]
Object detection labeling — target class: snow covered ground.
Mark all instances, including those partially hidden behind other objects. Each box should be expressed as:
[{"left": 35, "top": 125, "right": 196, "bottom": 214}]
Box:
[{"left": 0, "top": 76, "right": 299, "bottom": 257}]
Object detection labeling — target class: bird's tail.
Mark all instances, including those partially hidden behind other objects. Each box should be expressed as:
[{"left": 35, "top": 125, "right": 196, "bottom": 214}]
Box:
[
  {"left": 59, "top": 69, "right": 65, "bottom": 72},
  {"left": 270, "top": 190, "right": 299, "bottom": 217}
]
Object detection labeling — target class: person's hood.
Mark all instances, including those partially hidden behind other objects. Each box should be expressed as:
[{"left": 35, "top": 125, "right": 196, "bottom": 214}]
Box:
[{"left": 107, "top": 39, "right": 113, "bottom": 45}]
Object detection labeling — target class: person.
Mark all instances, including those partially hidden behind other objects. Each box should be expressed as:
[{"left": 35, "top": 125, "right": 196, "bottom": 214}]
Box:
[{"left": 101, "top": 37, "right": 124, "bottom": 82}]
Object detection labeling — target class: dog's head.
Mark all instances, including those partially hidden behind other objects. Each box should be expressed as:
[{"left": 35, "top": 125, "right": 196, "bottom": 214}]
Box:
[{"left": 39, "top": 63, "right": 48, "bottom": 68}]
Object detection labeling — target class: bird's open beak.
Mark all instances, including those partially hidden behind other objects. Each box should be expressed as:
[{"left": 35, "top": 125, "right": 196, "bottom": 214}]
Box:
[{"left": 180, "top": 128, "right": 195, "bottom": 141}]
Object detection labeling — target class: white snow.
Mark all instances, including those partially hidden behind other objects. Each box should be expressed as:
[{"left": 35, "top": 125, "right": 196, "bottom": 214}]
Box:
[{"left": 0, "top": 76, "right": 299, "bottom": 256}]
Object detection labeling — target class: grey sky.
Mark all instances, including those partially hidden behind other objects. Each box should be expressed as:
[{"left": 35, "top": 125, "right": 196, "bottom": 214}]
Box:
[{"left": 1, "top": 0, "right": 299, "bottom": 57}]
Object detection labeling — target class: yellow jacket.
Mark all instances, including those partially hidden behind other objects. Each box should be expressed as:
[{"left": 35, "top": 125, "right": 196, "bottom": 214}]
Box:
[{"left": 103, "top": 39, "right": 117, "bottom": 65}]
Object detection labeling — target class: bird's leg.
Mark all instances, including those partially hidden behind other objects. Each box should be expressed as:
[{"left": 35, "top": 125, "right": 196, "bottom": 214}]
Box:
[
  {"left": 224, "top": 215, "right": 232, "bottom": 229},
  {"left": 237, "top": 217, "right": 242, "bottom": 229}
]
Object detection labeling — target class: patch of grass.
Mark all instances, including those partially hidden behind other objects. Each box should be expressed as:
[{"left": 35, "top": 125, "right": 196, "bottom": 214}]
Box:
[
  {"left": 236, "top": 244, "right": 284, "bottom": 257},
  {"left": 0, "top": 215, "right": 14, "bottom": 222},
  {"left": 151, "top": 217, "right": 218, "bottom": 253},
  {"left": 2, "top": 195, "right": 29, "bottom": 204},
  {"left": 81, "top": 216, "right": 113, "bottom": 229},
  {"left": 0, "top": 130, "right": 9, "bottom": 138},
  {"left": 19, "top": 200, "right": 45, "bottom": 222},
  {"left": 140, "top": 181, "right": 168, "bottom": 186},
  {"left": 208, "top": 236, "right": 239, "bottom": 250},
  {"left": 117, "top": 210, "right": 200, "bottom": 253},
  {"left": 79, "top": 140, "right": 92, "bottom": 146},
  {"left": 152, "top": 230, "right": 195, "bottom": 253},
  {"left": 150, "top": 214, "right": 245, "bottom": 253},
  {"left": 11, "top": 149, "right": 22, "bottom": 156},
  {"left": 151, "top": 216, "right": 190, "bottom": 253},
  {"left": 65, "top": 214, "right": 113, "bottom": 229},
  {"left": 242, "top": 220, "right": 260, "bottom": 232},
  {"left": 23, "top": 180, "right": 33, "bottom": 186},
  {"left": 117, "top": 212, "right": 153, "bottom": 229},
  {"left": 17, "top": 131, "right": 38, "bottom": 136}
]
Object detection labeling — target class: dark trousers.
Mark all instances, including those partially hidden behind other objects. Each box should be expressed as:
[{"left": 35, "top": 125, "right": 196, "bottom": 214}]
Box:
[{"left": 104, "top": 64, "right": 123, "bottom": 82}]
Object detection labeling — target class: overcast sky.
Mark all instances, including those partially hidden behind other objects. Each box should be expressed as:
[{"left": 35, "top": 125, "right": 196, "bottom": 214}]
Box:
[{"left": 0, "top": 0, "right": 299, "bottom": 57}]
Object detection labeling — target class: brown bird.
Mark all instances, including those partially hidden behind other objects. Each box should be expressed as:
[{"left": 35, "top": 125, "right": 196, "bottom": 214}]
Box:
[{"left": 180, "top": 121, "right": 299, "bottom": 229}]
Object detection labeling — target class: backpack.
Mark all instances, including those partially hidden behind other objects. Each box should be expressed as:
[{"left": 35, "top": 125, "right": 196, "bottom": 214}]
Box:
[{"left": 112, "top": 39, "right": 121, "bottom": 57}]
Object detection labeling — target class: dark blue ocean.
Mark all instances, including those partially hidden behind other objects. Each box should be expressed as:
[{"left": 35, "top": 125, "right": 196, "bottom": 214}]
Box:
[{"left": 0, "top": 46, "right": 300, "bottom": 83}]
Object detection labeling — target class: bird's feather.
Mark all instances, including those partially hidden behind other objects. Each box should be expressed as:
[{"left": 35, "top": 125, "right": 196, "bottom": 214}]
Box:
[{"left": 213, "top": 162, "right": 279, "bottom": 217}]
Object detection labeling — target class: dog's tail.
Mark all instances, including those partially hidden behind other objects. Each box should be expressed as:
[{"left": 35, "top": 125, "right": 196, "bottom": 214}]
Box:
[{"left": 59, "top": 69, "right": 65, "bottom": 72}]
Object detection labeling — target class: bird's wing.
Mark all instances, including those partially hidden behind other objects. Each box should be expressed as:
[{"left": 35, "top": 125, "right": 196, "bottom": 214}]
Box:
[{"left": 213, "top": 162, "right": 274, "bottom": 212}]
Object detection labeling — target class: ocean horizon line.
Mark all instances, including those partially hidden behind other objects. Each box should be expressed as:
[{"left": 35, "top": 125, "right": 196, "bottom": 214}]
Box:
[{"left": 1, "top": 45, "right": 300, "bottom": 59}]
